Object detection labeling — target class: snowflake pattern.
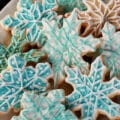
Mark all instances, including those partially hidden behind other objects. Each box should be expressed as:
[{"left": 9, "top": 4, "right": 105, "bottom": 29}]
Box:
[
  {"left": 101, "top": 22, "right": 120, "bottom": 78},
  {"left": 65, "top": 57, "right": 120, "bottom": 119},
  {"left": 1, "top": 0, "right": 57, "bottom": 45},
  {"left": 77, "top": 0, "right": 120, "bottom": 37},
  {"left": 42, "top": 9, "right": 100, "bottom": 83},
  {"left": 0, "top": 30, "right": 44, "bottom": 72},
  {"left": 0, "top": 55, "right": 53, "bottom": 112},
  {"left": 11, "top": 90, "right": 77, "bottom": 120},
  {"left": 42, "top": 0, "right": 86, "bottom": 14}
]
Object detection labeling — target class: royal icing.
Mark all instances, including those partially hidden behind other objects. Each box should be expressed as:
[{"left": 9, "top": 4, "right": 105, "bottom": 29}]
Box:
[
  {"left": 65, "top": 57, "right": 120, "bottom": 119},
  {"left": 0, "top": 55, "right": 52, "bottom": 112}
]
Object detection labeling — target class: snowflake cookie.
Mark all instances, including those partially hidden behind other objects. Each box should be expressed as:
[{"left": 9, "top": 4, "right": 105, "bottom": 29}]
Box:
[
  {"left": 0, "top": 30, "right": 44, "bottom": 72},
  {"left": 42, "top": 9, "right": 100, "bottom": 83},
  {"left": 77, "top": 0, "right": 120, "bottom": 37},
  {"left": 0, "top": 55, "right": 53, "bottom": 112},
  {"left": 42, "top": 0, "right": 86, "bottom": 14},
  {"left": 42, "top": 0, "right": 57, "bottom": 10},
  {"left": 100, "top": 22, "right": 120, "bottom": 78},
  {"left": 11, "top": 90, "right": 77, "bottom": 120},
  {"left": 65, "top": 57, "right": 120, "bottom": 119},
  {"left": 0, "top": 0, "right": 57, "bottom": 45}
]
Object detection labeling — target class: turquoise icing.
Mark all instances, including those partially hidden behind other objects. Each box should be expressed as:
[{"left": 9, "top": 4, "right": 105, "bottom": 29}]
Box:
[
  {"left": 0, "top": 1, "right": 119, "bottom": 119},
  {"left": 0, "top": 55, "right": 53, "bottom": 112},
  {"left": 17, "top": 0, "right": 33, "bottom": 9},
  {"left": 46, "top": 89, "right": 65, "bottom": 102},
  {"left": 43, "top": 0, "right": 86, "bottom": 13},
  {"left": 42, "top": 9, "right": 100, "bottom": 83},
  {"left": 8, "top": 55, "right": 25, "bottom": 69},
  {"left": 100, "top": 22, "right": 120, "bottom": 78},
  {"left": 56, "top": 0, "right": 86, "bottom": 12},
  {"left": 11, "top": 90, "right": 77, "bottom": 120},
  {"left": 65, "top": 57, "right": 120, "bottom": 119},
  {"left": 43, "top": 0, "right": 57, "bottom": 10},
  {"left": 0, "top": 30, "right": 44, "bottom": 72},
  {"left": 1, "top": 0, "right": 86, "bottom": 46},
  {"left": 1, "top": 0, "right": 57, "bottom": 45}
]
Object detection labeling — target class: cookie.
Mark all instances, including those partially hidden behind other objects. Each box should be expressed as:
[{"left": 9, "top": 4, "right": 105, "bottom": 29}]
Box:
[
  {"left": 42, "top": 9, "right": 100, "bottom": 85},
  {"left": 0, "top": 0, "right": 17, "bottom": 49},
  {"left": 65, "top": 56, "right": 120, "bottom": 119},
  {"left": 0, "top": 0, "right": 57, "bottom": 46},
  {"left": 11, "top": 90, "right": 77, "bottom": 120},
  {"left": 100, "top": 22, "right": 120, "bottom": 79},
  {"left": 0, "top": 0, "right": 120, "bottom": 120},
  {"left": 0, "top": 54, "right": 53, "bottom": 112},
  {"left": 0, "top": 30, "right": 44, "bottom": 73},
  {"left": 77, "top": 0, "right": 120, "bottom": 37}
]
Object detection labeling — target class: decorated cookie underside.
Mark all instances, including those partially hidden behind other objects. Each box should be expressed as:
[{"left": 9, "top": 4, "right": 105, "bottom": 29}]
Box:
[
  {"left": 0, "top": 55, "right": 53, "bottom": 112},
  {"left": 65, "top": 57, "right": 120, "bottom": 119},
  {"left": 77, "top": 0, "right": 120, "bottom": 37},
  {"left": 11, "top": 90, "right": 77, "bottom": 120},
  {"left": 41, "top": 9, "right": 100, "bottom": 84},
  {"left": 0, "top": 30, "right": 44, "bottom": 72},
  {"left": 100, "top": 22, "right": 120, "bottom": 78}
]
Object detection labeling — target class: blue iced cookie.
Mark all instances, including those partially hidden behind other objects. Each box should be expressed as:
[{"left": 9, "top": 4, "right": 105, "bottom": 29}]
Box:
[
  {"left": 0, "top": 55, "right": 53, "bottom": 112},
  {"left": 11, "top": 90, "right": 77, "bottom": 120},
  {"left": 65, "top": 57, "right": 120, "bottom": 119},
  {"left": 1, "top": 0, "right": 57, "bottom": 45},
  {"left": 42, "top": 9, "right": 100, "bottom": 84}
]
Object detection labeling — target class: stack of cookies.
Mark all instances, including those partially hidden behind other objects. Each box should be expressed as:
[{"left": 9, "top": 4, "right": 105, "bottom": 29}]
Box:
[{"left": 0, "top": 0, "right": 120, "bottom": 120}]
